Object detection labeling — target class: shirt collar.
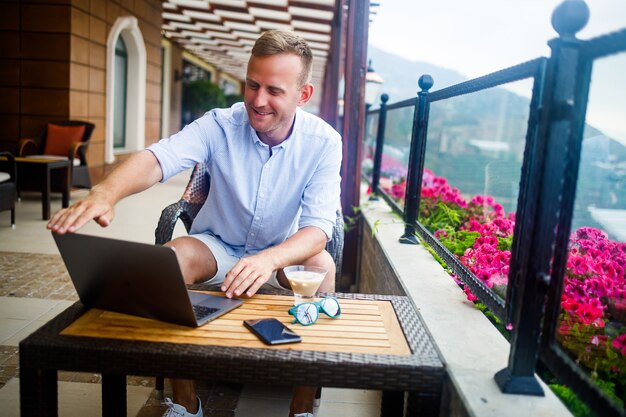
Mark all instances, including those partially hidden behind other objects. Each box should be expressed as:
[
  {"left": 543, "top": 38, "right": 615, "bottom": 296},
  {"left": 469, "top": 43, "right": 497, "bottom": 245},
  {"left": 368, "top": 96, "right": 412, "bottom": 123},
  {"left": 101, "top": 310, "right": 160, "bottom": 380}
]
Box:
[{"left": 247, "top": 107, "right": 302, "bottom": 151}]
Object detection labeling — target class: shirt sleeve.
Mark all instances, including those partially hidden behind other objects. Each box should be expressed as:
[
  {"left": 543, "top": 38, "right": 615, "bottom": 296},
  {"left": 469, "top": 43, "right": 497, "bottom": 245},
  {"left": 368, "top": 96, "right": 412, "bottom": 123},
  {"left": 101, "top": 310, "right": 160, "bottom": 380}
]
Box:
[
  {"left": 146, "top": 113, "right": 216, "bottom": 182},
  {"left": 298, "top": 137, "right": 343, "bottom": 240}
]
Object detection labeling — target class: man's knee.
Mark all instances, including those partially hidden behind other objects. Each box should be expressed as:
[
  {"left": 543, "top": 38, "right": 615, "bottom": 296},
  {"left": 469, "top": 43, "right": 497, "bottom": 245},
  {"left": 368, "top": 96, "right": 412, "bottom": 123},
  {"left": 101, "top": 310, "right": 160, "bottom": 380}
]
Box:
[
  {"left": 303, "top": 250, "right": 335, "bottom": 292},
  {"left": 165, "top": 237, "right": 217, "bottom": 284}
]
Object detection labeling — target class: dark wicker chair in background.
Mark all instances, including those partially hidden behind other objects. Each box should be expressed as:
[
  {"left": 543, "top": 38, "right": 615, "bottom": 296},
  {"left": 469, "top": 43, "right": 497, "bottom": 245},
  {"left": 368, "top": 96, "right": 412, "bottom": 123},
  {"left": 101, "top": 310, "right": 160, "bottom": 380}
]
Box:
[
  {"left": 153, "top": 162, "right": 345, "bottom": 398},
  {"left": 0, "top": 152, "right": 17, "bottom": 227},
  {"left": 17, "top": 120, "right": 95, "bottom": 189}
]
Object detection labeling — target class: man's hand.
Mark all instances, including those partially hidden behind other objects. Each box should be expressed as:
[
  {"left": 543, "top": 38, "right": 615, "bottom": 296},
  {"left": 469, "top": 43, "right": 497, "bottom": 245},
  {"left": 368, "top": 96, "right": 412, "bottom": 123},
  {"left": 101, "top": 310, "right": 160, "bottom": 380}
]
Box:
[
  {"left": 47, "top": 189, "right": 115, "bottom": 234},
  {"left": 221, "top": 227, "right": 328, "bottom": 298},
  {"left": 46, "top": 150, "right": 163, "bottom": 235},
  {"left": 222, "top": 253, "right": 277, "bottom": 298}
]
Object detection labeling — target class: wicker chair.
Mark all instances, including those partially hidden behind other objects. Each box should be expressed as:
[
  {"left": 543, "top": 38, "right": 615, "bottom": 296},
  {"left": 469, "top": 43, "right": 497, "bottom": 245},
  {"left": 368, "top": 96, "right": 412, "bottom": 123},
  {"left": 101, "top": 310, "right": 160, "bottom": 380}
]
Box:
[
  {"left": 154, "top": 163, "right": 344, "bottom": 399},
  {"left": 17, "top": 120, "right": 95, "bottom": 189},
  {"left": 0, "top": 152, "right": 17, "bottom": 227}
]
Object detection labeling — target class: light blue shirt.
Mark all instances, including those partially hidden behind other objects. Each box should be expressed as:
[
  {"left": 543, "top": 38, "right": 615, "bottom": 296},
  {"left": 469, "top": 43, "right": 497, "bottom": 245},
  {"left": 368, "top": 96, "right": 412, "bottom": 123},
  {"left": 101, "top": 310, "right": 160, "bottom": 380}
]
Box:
[{"left": 147, "top": 102, "right": 342, "bottom": 257}]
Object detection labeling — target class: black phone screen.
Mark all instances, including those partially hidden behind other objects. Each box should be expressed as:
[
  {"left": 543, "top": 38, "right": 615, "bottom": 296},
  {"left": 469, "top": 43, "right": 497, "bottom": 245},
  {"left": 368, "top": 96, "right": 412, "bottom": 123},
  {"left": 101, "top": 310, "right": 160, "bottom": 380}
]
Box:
[{"left": 243, "top": 318, "right": 302, "bottom": 345}]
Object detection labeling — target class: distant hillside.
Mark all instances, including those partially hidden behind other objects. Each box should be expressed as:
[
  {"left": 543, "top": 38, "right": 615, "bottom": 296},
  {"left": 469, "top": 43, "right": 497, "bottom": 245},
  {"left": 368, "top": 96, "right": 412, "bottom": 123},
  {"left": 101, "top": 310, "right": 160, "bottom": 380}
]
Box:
[{"left": 368, "top": 45, "right": 468, "bottom": 102}]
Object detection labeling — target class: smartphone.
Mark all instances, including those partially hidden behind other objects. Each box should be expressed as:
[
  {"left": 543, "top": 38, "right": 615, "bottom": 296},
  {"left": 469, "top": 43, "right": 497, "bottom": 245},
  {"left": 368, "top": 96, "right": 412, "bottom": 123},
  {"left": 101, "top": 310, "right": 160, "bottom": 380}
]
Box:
[{"left": 243, "top": 318, "right": 302, "bottom": 345}]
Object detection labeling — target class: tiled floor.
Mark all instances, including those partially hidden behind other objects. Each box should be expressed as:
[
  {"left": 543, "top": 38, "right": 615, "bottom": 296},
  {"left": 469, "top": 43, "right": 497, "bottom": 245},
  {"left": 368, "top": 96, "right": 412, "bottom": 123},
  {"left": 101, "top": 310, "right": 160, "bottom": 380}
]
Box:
[{"left": 0, "top": 170, "right": 381, "bottom": 416}]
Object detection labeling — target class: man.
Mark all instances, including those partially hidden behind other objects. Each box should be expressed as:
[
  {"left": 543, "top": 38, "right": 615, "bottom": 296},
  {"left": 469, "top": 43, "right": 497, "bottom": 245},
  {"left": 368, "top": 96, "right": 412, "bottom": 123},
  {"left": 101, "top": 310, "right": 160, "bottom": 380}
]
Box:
[{"left": 48, "top": 30, "right": 342, "bottom": 417}]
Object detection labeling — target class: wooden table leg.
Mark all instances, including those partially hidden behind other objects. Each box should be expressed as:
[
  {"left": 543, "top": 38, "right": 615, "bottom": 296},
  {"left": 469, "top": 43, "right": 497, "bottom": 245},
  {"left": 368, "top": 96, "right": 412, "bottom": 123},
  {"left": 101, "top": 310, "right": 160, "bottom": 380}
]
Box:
[
  {"left": 102, "top": 373, "right": 127, "bottom": 417},
  {"left": 42, "top": 165, "right": 51, "bottom": 220},
  {"left": 20, "top": 367, "right": 58, "bottom": 417},
  {"left": 61, "top": 164, "right": 70, "bottom": 208}
]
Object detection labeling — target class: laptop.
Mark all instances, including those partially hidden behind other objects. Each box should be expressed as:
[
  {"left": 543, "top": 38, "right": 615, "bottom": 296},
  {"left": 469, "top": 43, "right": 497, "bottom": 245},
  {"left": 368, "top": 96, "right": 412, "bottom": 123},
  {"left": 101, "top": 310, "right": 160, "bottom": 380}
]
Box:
[{"left": 52, "top": 232, "right": 243, "bottom": 327}]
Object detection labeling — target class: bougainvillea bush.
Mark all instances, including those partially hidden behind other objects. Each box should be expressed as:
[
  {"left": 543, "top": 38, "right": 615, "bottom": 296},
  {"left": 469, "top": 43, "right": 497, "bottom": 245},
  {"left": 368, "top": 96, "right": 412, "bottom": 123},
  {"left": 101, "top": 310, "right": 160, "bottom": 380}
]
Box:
[{"left": 375, "top": 167, "right": 625, "bottom": 406}]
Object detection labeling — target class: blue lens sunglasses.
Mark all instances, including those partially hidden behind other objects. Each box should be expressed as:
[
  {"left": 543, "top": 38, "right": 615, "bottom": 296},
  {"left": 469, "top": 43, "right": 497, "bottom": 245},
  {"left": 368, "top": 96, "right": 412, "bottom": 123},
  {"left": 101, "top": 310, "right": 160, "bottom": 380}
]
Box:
[{"left": 288, "top": 297, "right": 342, "bottom": 326}]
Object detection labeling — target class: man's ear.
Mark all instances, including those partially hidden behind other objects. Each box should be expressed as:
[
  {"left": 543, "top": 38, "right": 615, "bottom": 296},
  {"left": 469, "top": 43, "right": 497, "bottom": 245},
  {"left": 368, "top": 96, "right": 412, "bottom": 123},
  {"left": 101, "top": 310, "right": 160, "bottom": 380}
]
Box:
[{"left": 297, "top": 83, "right": 314, "bottom": 106}]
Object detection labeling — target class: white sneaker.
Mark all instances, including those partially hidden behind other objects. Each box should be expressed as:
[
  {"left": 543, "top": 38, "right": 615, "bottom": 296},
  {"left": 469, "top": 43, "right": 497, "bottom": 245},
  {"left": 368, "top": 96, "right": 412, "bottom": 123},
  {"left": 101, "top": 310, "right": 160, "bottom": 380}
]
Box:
[
  {"left": 162, "top": 397, "right": 203, "bottom": 417},
  {"left": 294, "top": 414, "right": 314, "bottom": 417}
]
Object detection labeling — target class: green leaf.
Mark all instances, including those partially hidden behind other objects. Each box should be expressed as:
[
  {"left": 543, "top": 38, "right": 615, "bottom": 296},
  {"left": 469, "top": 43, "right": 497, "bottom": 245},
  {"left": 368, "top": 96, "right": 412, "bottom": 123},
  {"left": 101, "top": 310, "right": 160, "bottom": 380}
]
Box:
[
  {"left": 497, "top": 235, "right": 513, "bottom": 251},
  {"left": 371, "top": 219, "right": 381, "bottom": 237},
  {"left": 549, "top": 384, "right": 594, "bottom": 417}
]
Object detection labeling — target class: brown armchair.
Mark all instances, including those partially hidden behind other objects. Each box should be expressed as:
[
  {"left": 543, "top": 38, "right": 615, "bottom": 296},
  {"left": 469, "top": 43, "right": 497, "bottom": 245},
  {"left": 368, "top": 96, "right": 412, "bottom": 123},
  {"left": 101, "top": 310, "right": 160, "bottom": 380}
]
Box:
[
  {"left": 0, "top": 151, "right": 17, "bottom": 227},
  {"left": 17, "top": 121, "right": 95, "bottom": 189}
]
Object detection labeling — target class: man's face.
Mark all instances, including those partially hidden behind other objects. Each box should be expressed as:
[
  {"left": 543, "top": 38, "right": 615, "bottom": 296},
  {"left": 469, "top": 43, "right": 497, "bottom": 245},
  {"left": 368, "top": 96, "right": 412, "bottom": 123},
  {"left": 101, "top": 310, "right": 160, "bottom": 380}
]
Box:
[{"left": 244, "top": 53, "right": 312, "bottom": 145}]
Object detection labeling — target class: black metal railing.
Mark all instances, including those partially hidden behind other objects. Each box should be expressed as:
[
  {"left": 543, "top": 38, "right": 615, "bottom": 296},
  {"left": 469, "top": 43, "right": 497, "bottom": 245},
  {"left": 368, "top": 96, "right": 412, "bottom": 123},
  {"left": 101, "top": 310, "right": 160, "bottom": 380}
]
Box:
[{"left": 361, "top": 1, "right": 625, "bottom": 415}]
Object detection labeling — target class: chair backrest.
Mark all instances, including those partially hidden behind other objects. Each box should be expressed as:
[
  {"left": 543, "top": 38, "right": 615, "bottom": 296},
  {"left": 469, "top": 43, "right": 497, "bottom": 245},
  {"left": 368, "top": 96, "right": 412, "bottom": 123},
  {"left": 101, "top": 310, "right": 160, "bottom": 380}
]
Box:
[
  {"left": 180, "top": 163, "right": 344, "bottom": 285},
  {"left": 181, "top": 163, "right": 211, "bottom": 206},
  {"left": 38, "top": 121, "right": 95, "bottom": 157}
]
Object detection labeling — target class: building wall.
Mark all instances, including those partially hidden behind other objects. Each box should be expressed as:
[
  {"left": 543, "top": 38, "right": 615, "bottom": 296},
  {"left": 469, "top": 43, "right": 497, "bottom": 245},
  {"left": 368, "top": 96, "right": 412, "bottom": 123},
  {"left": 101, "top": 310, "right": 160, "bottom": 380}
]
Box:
[
  {"left": 0, "top": 0, "right": 162, "bottom": 167},
  {"left": 0, "top": 2, "right": 73, "bottom": 151},
  {"left": 358, "top": 220, "right": 407, "bottom": 296}
]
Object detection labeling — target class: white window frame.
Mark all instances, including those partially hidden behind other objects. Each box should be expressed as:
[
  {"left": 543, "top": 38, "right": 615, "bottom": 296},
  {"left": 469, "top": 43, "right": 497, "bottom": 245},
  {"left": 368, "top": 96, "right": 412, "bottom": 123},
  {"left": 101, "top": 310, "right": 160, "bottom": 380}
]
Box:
[{"left": 105, "top": 17, "right": 146, "bottom": 163}]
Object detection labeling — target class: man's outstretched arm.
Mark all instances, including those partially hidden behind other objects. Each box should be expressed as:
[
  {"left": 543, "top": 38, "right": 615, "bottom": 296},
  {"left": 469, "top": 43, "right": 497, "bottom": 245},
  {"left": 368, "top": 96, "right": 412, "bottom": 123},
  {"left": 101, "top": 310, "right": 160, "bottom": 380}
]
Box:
[{"left": 47, "top": 150, "right": 163, "bottom": 234}]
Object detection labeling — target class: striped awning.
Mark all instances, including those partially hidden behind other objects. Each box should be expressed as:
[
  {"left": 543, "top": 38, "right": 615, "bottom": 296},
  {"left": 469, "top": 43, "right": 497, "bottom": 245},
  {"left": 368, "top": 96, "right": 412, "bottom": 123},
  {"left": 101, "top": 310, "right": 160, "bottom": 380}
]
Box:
[{"left": 162, "top": 0, "right": 336, "bottom": 87}]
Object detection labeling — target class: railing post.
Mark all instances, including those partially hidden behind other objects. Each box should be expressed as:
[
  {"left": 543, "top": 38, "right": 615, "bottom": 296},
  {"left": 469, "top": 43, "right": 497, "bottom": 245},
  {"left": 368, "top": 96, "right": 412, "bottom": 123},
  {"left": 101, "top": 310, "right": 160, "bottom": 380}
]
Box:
[
  {"left": 495, "top": 0, "right": 590, "bottom": 396},
  {"left": 369, "top": 93, "right": 389, "bottom": 201},
  {"left": 400, "top": 75, "right": 433, "bottom": 244}
]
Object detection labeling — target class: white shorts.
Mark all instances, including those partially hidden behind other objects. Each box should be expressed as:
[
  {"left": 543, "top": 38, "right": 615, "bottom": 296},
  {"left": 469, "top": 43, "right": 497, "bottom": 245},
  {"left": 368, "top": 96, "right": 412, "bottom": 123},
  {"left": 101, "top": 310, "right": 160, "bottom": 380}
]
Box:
[{"left": 189, "top": 233, "right": 287, "bottom": 290}]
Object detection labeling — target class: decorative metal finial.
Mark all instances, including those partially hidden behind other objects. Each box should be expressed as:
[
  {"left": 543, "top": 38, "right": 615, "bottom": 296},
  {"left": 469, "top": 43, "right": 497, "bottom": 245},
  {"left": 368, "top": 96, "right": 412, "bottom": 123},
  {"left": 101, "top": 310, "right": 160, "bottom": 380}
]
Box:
[
  {"left": 418, "top": 74, "right": 434, "bottom": 92},
  {"left": 380, "top": 93, "right": 389, "bottom": 104},
  {"left": 551, "top": 0, "right": 589, "bottom": 39}
]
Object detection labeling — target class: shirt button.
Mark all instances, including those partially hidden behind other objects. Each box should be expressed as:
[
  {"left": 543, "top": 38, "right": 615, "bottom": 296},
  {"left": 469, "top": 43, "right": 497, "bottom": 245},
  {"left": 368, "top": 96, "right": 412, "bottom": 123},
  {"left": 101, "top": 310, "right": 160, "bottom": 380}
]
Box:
[
  {"left": 255, "top": 216, "right": 260, "bottom": 220},
  {"left": 259, "top": 193, "right": 265, "bottom": 198}
]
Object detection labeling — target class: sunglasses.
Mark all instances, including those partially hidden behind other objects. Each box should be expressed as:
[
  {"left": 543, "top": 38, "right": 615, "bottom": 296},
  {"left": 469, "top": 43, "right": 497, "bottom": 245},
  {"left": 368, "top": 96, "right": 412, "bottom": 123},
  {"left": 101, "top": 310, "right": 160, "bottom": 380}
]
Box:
[{"left": 288, "top": 297, "right": 342, "bottom": 326}]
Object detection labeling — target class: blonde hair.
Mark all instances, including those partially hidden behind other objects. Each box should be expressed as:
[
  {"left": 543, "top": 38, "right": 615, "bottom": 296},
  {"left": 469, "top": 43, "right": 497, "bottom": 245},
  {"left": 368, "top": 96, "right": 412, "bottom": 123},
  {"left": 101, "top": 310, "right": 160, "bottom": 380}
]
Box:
[{"left": 251, "top": 30, "right": 313, "bottom": 87}]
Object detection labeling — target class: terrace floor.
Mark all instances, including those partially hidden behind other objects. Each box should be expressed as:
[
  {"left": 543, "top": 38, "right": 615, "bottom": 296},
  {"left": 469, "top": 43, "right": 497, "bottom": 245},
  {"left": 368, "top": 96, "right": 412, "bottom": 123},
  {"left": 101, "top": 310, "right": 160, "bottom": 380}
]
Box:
[{"left": 0, "top": 169, "right": 381, "bottom": 417}]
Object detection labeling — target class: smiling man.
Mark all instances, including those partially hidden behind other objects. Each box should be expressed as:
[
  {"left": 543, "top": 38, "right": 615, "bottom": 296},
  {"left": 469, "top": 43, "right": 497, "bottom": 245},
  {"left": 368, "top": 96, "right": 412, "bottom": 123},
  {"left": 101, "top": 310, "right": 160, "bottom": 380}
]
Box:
[{"left": 47, "top": 30, "right": 342, "bottom": 417}]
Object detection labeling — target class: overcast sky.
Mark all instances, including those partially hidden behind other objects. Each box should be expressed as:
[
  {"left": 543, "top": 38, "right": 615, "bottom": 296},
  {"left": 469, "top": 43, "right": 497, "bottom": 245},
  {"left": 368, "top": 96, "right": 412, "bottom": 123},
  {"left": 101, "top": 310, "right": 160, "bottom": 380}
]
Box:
[{"left": 368, "top": 0, "right": 626, "bottom": 144}]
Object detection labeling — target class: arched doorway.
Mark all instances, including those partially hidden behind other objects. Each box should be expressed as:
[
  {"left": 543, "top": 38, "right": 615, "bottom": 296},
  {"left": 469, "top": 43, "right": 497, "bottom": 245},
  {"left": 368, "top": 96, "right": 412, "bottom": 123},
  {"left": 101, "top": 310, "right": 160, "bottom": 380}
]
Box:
[{"left": 105, "top": 17, "right": 146, "bottom": 164}]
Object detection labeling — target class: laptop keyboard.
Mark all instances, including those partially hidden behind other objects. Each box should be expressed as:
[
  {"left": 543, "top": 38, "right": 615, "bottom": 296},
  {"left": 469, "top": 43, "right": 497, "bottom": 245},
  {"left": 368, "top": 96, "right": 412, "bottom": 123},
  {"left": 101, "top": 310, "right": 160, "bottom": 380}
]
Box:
[{"left": 192, "top": 304, "right": 219, "bottom": 320}]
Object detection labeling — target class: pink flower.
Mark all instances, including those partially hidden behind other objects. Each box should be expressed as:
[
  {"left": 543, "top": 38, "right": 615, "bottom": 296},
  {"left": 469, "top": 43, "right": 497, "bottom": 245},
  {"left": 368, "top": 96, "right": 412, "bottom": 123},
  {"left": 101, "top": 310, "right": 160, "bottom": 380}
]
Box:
[
  {"left": 391, "top": 182, "right": 406, "bottom": 200},
  {"left": 471, "top": 195, "right": 484, "bottom": 205},
  {"left": 434, "top": 230, "right": 448, "bottom": 239},
  {"left": 590, "top": 335, "right": 607, "bottom": 347},
  {"left": 611, "top": 334, "right": 626, "bottom": 356},
  {"left": 464, "top": 286, "right": 478, "bottom": 302},
  {"left": 574, "top": 300, "right": 604, "bottom": 326}
]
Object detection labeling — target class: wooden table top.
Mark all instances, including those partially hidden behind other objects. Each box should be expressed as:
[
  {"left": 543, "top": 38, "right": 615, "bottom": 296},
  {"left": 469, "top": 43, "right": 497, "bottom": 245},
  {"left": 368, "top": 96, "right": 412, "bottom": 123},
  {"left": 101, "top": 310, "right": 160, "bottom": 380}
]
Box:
[
  {"left": 0, "top": 155, "right": 71, "bottom": 165},
  {"left": 15, "top": 156, "right": 70, "bottom": 164},
  {"left": 61, "top": 292, "right": 412, "bottom": 356}
]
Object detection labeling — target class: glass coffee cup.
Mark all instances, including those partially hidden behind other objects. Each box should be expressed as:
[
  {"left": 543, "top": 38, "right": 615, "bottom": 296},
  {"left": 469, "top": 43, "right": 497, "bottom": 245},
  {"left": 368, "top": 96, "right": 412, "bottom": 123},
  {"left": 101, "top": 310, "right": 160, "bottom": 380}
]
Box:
[{"left": 283, "top": 265, "right": 327, "bottom": 305}]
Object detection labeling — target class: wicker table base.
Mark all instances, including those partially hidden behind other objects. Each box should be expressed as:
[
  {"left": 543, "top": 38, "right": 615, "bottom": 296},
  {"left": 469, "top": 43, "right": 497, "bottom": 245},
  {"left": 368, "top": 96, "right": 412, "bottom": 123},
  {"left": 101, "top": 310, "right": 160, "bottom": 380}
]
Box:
[{"left": 19, "top": 292, "right": 444, "bottom": 417}]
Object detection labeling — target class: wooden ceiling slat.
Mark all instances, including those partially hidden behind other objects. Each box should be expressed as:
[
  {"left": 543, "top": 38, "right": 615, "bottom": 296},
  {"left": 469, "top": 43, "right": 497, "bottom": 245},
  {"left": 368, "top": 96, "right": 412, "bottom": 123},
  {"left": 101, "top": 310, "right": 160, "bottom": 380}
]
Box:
[{"left": 162, "top": 0, "right": 338, "bottom": 85}]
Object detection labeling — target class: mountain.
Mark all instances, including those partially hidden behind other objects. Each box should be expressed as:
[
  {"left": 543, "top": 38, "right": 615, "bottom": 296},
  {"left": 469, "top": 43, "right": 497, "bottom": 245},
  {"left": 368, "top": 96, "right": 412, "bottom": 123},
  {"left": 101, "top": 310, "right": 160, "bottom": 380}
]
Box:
[{"left": 367, "top": 45, "right": 468, "bottom": 103}]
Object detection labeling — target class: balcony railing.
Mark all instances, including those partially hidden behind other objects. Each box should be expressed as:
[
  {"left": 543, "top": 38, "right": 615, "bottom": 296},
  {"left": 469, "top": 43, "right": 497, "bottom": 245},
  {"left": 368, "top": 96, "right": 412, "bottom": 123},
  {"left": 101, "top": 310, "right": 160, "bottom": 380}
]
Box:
[{"left": 362, "top": 1, "right": 626, "bottom": 416}]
